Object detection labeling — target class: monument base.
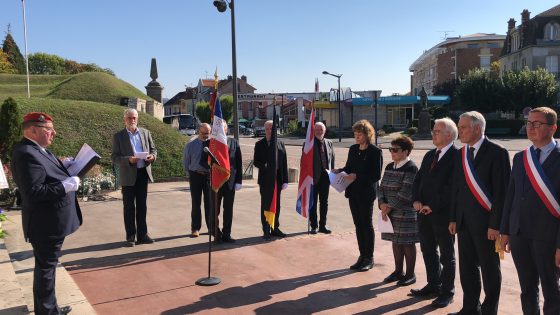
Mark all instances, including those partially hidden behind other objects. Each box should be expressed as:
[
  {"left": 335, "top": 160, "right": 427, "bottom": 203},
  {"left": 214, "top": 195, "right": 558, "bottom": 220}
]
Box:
[{"left": 412, "top": 109, "right": 432, "bottom": 140}]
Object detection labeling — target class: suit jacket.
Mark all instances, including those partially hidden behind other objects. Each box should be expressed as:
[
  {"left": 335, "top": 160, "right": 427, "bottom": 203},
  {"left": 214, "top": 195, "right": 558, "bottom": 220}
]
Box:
[
  {"left": 253, "top": 137, "right": 288, "bottom": 186},
  {"left": 312, "top": 138, "right": 335, "bottom": 185},
  {"left": 450, "top": 138, "right": 511, "bottom": 233},
  {"left": 111, "top": 127, "right": 157, "bottom": 186},
  {"left": 341, "top": 143, "right": 383, "bottom": 204},
  {"left": 225, "top": 137, "right": 243, "bottom": 190},
  {"left": 11, "top": 138, "right": 82, "bottom": 242},
  {"left": 413, "top": 145, "right": 458, "bottom": 227},
  {"left": 501, "top": 142, "right": 560, "bottom": 248}
]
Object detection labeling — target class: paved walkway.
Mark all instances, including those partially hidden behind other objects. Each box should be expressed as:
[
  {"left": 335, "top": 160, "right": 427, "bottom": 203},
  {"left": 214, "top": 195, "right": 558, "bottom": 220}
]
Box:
[{"left": 0, "top": 136, "right": 535, "bottom": 314}]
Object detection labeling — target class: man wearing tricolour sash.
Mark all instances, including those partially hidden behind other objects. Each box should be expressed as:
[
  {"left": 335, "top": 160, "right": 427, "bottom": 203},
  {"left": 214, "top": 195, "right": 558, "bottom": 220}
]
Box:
[
  {"left": 449, "top": 111, "right": 511, "bottom": 315},
  {"left": 500, "top": 107, "right": 560, "bottom": 315}
]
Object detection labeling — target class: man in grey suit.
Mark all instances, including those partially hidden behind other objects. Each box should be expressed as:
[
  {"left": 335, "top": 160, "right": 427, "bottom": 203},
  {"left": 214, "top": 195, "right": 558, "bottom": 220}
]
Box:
[
  {"left": 309, "top": 122, "right": 335, "bottom": 234},
  {"left": 112, "top": 108, "right": 157, "bottom": 247}
]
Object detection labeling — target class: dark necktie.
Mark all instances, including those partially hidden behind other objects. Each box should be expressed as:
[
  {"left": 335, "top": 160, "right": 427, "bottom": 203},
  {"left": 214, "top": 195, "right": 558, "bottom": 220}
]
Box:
[
  {"left": 535, "top": 148, "right": 542, "bottom": 164},
  {"left": 430, "top": 149, "right": 441, "bottom": 171},
  {"left": 468, "top": 147, "right": 475, "bottom": 161},
  {"left": 319, "top": 140, "right": 328, "bottom": 169}
]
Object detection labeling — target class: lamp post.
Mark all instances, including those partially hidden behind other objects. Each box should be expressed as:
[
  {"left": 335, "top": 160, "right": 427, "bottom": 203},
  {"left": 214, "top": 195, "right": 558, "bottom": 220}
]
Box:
[
  {"left": 213, "top": 0, "right": 239, "bottom": 140},
  {"left": 322, "top": 71, "right": 342, "bottom": 142}
]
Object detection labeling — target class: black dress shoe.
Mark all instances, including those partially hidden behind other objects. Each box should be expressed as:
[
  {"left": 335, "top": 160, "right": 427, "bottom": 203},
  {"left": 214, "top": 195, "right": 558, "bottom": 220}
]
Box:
[
  {"left": 409, "top": 285, "right": 440, "bottom": 298},
  {"left": 383, "top": 271, "right": 404, "bottom": 283},
  {"left": 431, "top": 294, "right": 454, "bottom": 308},
  {"left": 271, "top": 229, "right": 286, "bottom": 237},
  {"left": 318, "top": 226, "right": 332, "bottom": 234},
  {"left": 60, "top": 305, "right": 72, "bottom": 314},
  {"left": 263, "top": 233, "right": 271, "bottom": 240},
  {"left": 397, "top": 274, "right": 416, "bottom": 286},
  {"left": 349, "top": 256, "right": 364, "bottom": 270},
  {"left": 136, "top": 235, "right": 155, "bottom": 245},
  {"left": 357, "top": 257, "right": 373, "bottom": 271},
  {"left": 310, "top": 228, "right": 317, "bottom": 234},
  {"left": 125, "top": 236, "right": 135, "bottom": 247},
  {"left": 222, "top": 235, "right": 236, "bottom": 243}
]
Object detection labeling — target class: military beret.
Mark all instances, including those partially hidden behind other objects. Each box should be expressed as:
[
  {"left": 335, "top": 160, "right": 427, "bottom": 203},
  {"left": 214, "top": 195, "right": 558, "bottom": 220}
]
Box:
[{"left": 23, "top": 112, "right": 53, "bottom": 123}]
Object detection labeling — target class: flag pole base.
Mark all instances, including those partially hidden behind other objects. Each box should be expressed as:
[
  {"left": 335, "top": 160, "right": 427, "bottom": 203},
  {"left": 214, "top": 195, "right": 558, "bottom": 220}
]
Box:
[{"left": 196, "top": 276, "right": 221, "bottom": 286}]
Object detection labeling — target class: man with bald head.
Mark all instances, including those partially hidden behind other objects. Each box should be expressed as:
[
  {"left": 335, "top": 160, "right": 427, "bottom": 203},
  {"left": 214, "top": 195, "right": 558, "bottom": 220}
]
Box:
[
  {"left": 183, "top": 123, "right": 212, "bottom": 238},
  {"left": 308, "top": 122, "right": 335, "bottom": 234}
]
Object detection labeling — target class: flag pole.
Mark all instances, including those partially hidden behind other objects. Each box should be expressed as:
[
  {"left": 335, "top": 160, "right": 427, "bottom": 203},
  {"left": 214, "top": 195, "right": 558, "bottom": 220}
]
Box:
[{"left": 21, "top": 0, "right": 30, "bottom": 98}]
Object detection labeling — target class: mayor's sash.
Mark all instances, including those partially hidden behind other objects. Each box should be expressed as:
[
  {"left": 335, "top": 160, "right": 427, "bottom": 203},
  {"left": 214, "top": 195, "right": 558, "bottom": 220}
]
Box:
[
  {"left": 462, "top": 146, "right": 492, "bottom": 211},
  {"left": 523, "top": 147, "right": 560, "bottom": 219}
]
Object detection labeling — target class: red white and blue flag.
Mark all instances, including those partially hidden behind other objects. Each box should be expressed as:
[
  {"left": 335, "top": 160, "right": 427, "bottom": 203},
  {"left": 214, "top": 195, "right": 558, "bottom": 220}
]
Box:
[
  {"left": 461, "top": 146, "right": 492, "bottom": 211},
  {"left": 296, "top": 108, "right": 315, "bottom": 218},
  {"left": 209, "top": 96, "right": 230, "bottom": 192},
  {"left": 523, "top": 146, "right": 560, "bottom": 219}
]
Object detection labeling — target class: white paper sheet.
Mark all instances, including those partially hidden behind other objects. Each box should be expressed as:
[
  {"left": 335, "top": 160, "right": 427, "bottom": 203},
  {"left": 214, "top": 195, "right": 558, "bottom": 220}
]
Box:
[
  {"left": 134, "top": 152, "right": 149, "bottom": 160},
  {"left": 377, "top": 212, "right": 394, "bottom": 233},
  {"left": 66, "top": 143, "right": 101, "bottom": 177},
  {"left": 327, "top": 170, "right": 355, "bottom": 193},
  {"left": 0, "top": 160, "right": 9, "bottom": 189}
]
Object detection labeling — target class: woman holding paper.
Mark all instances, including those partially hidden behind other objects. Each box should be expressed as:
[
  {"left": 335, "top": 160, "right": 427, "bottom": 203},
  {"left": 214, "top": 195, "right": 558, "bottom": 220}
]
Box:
[
  {"left": 334, "top": 120, "right": 382, "bottom": 272},
  {"left": 378, "top": 136, "right": 419, "bottom": 286}
]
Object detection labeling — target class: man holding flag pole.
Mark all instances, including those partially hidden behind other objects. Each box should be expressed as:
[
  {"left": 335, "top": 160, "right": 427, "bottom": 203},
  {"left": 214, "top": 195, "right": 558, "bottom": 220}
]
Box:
[
  {"left": 254, "top": 106, "right": 289, "bottom": 240},
  {"left": 296, "top": 107, "right": 315, "bottom": 231}
]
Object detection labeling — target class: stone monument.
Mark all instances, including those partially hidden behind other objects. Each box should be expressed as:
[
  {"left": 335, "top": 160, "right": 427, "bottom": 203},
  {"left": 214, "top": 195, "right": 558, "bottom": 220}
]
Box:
[
  {"left": 145, "top": 58, "right": 164, "bottom": 103},
  {"left": 413, "top": 87, "right": 432, "bottom": 139}
]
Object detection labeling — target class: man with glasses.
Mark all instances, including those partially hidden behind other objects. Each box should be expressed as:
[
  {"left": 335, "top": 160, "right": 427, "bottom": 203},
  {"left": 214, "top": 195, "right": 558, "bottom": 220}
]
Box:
[
  {"left": 112, "top": 108, "right": 157, "bottom": 247},
  {"left": 410, "top": 118, "right": 458, "bottom": 309},
  {"left": 183, "top": 123, "right": 212, "bottom": 238},
  {"left": 500, "top": 107, "right": 560, "bottom": 314},
  {"left": 11, "top": 112, "right": 81, "bottom": 314}
]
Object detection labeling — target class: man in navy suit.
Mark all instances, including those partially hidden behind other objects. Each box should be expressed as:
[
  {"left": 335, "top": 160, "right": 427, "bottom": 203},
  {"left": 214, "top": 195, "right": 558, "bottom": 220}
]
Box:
[
  {"left": 500, "top": 107, "right": 560, "bottom": 315},
  {"left": 11, "top": 112, "right": 81, "bottom": 315},
  {"left": 449, "top": 111, "right": 511, "bottom": 315},
  {"left": 411, "top": 118, "right": 458, "bottom": 309}
]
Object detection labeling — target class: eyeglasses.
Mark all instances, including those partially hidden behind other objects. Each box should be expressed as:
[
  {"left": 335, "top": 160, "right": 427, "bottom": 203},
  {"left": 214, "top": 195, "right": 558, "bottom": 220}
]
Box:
[
  {"left": 431, "top": 130, "right": 444, "bottom": 135},
  {"left": 34, "top": 125, "right": 55, "bottom": 132},
  {"left": 526, "top": 120, "right": 552, "bottom": 129},
  {"left": 388, "top": 147, "right": 402, "bottom": 153}
]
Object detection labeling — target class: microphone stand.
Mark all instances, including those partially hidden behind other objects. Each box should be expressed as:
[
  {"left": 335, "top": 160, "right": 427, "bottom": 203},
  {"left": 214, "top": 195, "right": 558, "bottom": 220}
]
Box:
[{"left": 196, "top": 151, "right": 221, "bottom": 286}]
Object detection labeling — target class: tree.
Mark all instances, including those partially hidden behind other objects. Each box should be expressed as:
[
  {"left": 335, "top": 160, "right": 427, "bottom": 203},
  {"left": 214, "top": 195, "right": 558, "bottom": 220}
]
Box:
[
  {"left": 455, "top": 68, "right": 505, "bottom": 113},
  {"left": 502, "top": 67, "right": 559, "bottom": 113},
  {"left": 28, "top": 52, "right": 65, "bottom": 75},
  {"left": 195, "top": 101, "right": 211, "bottom": 123},
  {"left": 0, "top": 97, "right": 22, "bottom": 162},
  {"left": 219, "top": 95, "right": 234, "bottom": 122},
  {"left": 2, "top": 32, "right": 26, "bottom": 74},
  {"left": 0, "top": 50, "right": 16, "bottom": 74}
]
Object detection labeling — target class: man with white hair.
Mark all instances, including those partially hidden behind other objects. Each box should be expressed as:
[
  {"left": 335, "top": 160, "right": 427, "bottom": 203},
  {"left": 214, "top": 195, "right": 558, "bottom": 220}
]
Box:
[
  {"left": 448, "top": 111, "right": 510, "bottom": 315},
  {"left": 410, "top": 117, "right": 458, "bottom": 309},
  {"left": 112, "top": 108, "right": 157, "bottom": 247}
]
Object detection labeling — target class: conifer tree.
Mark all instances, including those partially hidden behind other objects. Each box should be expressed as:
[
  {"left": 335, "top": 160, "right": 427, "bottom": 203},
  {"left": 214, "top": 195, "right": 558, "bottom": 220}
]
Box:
[
  {"left": 2, "top": 29, "right": 26, "bottom": 74},
  {"left": 0, "top": 97, "right": 22, "bottom": 162}
]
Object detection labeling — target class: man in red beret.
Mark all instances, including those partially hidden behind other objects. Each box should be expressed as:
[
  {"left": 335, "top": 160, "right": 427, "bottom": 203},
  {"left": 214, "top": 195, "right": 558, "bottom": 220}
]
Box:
[{"left": 11, "top": 112, "right": 81, "bottom": 315}]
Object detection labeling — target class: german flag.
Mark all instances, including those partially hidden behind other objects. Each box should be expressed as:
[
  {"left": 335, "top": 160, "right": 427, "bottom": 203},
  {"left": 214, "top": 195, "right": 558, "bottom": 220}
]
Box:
[{"left": 263, "top": 105, "right": 279, "bottom": 229}]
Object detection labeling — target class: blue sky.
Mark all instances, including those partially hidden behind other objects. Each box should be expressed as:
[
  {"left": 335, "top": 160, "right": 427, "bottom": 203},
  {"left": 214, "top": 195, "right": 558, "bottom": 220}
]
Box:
[{"left": 1, "top": 1, "right": 558, "bottom": 99}]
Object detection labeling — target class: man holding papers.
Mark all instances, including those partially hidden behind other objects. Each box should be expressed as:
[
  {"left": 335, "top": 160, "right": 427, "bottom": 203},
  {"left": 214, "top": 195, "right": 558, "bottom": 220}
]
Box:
[
  {"left": 112, "top": 108, "right": 157, "bottom": 247},
  {"left": 500, "top": 107, "right": 560, "bottom": 315},
  {"left": 410, "top": 118, "right": 458, "bottom": 308},
  {"left": 11, "top": 112, "right": 80, "bottom": 315},
  {"left": 309, "top": 122, "right": 334, "bottom": 234}
]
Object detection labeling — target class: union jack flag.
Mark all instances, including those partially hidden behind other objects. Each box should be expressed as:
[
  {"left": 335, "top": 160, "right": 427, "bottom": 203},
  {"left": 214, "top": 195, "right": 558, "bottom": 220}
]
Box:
[{"left": 296, "top": 107, "right": 315, "bottom": 217}]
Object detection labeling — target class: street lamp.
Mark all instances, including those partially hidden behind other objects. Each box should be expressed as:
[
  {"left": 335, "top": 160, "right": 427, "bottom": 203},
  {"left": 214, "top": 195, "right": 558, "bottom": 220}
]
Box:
[
  {"left": 322, "top": 71, "right": 342, "bottom": 142},
  {"left": 213, "top": 0, "right": 239, "bottom": 140}
]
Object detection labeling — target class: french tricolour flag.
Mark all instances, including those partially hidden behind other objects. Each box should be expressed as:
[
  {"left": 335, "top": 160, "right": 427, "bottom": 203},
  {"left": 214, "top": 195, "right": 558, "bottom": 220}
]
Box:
[
  {"left": 209, "top": 96, "right": 230, "bottom": 191},
  {"left": 296, "top": 108, "right": 315, "bottom": 217}
]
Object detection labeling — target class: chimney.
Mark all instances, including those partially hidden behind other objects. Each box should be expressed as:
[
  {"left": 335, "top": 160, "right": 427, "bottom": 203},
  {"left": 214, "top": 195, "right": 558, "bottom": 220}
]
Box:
[
  {"left": 507, "top": 18, "right": 516, "bottom": 31},
  {"left": 227, "top": 75, "right": 232, "bottom": 80},
  {"left": 241, "top": 75, "right": 247, "bottom": 82},
  {"left": 521, "top": 9, "right": 530, "bottom": 25}
]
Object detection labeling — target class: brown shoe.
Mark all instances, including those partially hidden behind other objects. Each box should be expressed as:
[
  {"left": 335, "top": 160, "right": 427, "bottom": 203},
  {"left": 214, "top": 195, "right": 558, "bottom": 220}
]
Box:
[{"left": 191, "top": 230, "right": 200, "bottom": 237}]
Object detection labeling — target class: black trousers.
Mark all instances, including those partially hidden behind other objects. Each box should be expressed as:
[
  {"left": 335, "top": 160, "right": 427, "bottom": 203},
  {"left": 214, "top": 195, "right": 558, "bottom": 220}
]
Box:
[
  {"left": 216, "top": 185, "right": 235, "bottom": 237},
  {"left": 349, "top": 197, "right": 374, "bottom": 259},
  {"left": 457, "top": 224, "right": 501, "bottom": 315},
  {"left": 189, "top": 171, "right": 210, "bottom": 232},
  {"left": 31, "top": 238, "right": 64, "bottom": 315},
  {"left": 260, "top": 184, "right": 282, "bottom": 233},
  {"left": 309, "top": 170, "right": 330, "bottom": 229},
  {"left": 418, "top": 215, "right": 456, "bottom": 296},
  {"left": 122, "top": 167, "right": 149, "bottom": 240},
  {"left": 510, "top": 235, "right": 560, "bottom": 315}
]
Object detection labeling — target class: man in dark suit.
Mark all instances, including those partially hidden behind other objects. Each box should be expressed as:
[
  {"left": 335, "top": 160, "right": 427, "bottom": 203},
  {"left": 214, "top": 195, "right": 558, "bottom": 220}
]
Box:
[
  {"left": 308, "top": 122, "right": 335, "bottom": 234},
  {"left": 410, "top": 118, "right": 458, "bottom": 309},
  {"left": 253, "top": 120, "right": 289, "bottom": 239},
  {"left": 214, "top": 123, "right": 243, "bottom": 243},
  {"left": 500, "top": 107, "right": 560, "bottom": 315},
  {"left": 11, "top": 112, "right": 81, "bottom": 315},
  {"left": 112, "top": 108, "right": 157, "bottom": 247},
  {"left": 449, "top": 111, "right": 511, "bottom": 315}
]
